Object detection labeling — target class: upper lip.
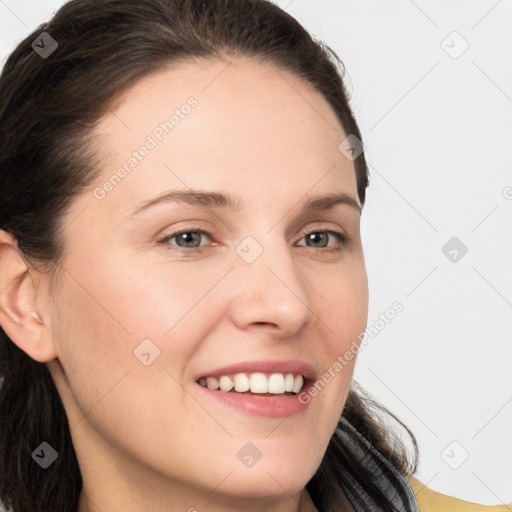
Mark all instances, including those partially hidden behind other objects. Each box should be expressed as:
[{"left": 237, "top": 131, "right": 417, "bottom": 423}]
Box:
[{"left": 194, "top": 359, "right": 316, "bottom": 381}]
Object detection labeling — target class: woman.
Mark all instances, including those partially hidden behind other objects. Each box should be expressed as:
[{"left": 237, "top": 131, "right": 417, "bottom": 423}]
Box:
[{"left": 0, "top": 1, "right": 509, "bottom": 511}]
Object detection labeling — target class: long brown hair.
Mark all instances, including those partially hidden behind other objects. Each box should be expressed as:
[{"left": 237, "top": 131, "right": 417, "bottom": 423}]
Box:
[{"left": 0, "top": 1, "right": 418, "bottom": 511}]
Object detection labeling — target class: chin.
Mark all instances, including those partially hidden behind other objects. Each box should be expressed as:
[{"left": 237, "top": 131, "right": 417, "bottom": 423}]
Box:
[
  {"left": 219, "top": 468, "right": 311, "bottom": 500},
  {"left": 218, "top": 448, "right": 320, "bottom": 498}
]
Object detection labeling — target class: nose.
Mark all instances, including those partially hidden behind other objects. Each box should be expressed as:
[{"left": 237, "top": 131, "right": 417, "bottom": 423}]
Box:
[{"left": 228, "top": 235, "right": 315, "bottom": 337}]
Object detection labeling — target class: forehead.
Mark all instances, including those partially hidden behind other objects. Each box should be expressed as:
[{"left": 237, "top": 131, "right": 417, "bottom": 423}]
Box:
[
  {"left": 95, "top": 55, "right": 348, "bottom": 158},
  {"left": 84, "top": 56, "right": 357, "bottom": 219}
]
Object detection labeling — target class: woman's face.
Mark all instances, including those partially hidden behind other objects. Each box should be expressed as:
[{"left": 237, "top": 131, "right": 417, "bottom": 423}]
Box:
[{"left": 45, "top": 57, "right": 368, "bottom": 510}]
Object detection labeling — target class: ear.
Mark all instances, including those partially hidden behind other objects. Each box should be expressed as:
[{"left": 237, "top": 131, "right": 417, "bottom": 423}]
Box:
[{"left": 0, "top": 229, "right": 57, "bottom": 362}]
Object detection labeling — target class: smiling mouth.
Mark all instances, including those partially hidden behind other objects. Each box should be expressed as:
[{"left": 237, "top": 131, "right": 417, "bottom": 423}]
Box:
[{"left": 196, "top": 372, "right": 305, "bottom": 395}]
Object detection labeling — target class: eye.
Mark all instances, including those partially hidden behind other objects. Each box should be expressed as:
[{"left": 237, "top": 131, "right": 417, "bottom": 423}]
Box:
[
  {"left": 297, "top": 229, "right": 347, "bottom": 250},
  {"left": 157, "top": 228, "right": 212, "bottom": 251},
  {"left": 156, "top": 227, "right": 347, "bottom": 253}
]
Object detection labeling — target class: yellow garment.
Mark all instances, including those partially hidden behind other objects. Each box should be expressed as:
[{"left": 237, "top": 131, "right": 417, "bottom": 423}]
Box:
[
  {"left": 301, "top": 477, "right": 511, "bottom": 511},
  {"left": 408, "top": 477, "right": 512, "bottom": 512}
]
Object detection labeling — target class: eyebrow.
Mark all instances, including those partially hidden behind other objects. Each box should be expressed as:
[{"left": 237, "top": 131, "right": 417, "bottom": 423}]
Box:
[{"left": 127, "top": 189, "right": 361, "bottom": 219}]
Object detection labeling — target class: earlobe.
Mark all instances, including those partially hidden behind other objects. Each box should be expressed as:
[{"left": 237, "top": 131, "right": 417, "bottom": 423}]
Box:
[{"left": 0, "top": 229, "right": 57, "bottom": 363}]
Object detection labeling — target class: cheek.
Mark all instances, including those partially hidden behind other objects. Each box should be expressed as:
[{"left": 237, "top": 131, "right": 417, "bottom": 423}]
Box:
[
  {"left": 309, "top": 264, "right": 368, "bottom": 416},
  {"left": 54, "top": 257, "right": 229, "bottom": 405},
  {"left": 50, "top": 273, "right": 134, "bottom": 413},
  {"left": 50, "top": 269, "right": 196, "bottom": 442},
  {"left": 318, "top": 264, "right": 369, "bottom": 351},
  {"left": 107, "top": 255, "right": 227, "bottom": 335}
]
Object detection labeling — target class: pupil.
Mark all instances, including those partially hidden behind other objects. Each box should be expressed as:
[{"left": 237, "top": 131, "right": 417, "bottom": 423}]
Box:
[
  {"left": 179, "top": 232, "right": 200, "bottom": 247},
  {"left": 308, "top": 232, "right": 327, "bottom": 247}
]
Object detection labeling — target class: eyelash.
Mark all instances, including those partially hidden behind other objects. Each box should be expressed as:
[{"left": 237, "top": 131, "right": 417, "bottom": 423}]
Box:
[{"left": 156, "top": 226, "right": 348, "bottom": 254}]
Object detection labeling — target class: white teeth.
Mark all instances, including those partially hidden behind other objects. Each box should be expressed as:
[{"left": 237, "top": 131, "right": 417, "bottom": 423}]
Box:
[
  {"left": 219, "top": 375, "right": 234, "bottom": 392},
  {"left": 198, "top": 372, "right": 306, "bottom": 395},
  {"left": 284, "top": 373, "right": 295, "bottom": 392},
  {"left": 268, "top": 373, "right": 285, "bottom": 394},
  {"left": 206, "top": 377, "right": 219, "bottom": 390},
  {"left": 233, "top": 373, "right": 250, "bottom": 392},
  {"left": 250, "top": 372, "right": 268, "bottom": 393},
  {"left": 292, "top": 374, "right": 304, "bottom": 394}
]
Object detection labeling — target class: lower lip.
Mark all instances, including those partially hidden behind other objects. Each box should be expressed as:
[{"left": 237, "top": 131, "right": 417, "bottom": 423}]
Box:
[{"left": 196, "top": 381, "right": 313, "bottom": 418}]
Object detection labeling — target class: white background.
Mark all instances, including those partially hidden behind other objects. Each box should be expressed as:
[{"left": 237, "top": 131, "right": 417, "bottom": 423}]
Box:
[{"left": 1, "top": 0, "right": 511, "bottom": 507}]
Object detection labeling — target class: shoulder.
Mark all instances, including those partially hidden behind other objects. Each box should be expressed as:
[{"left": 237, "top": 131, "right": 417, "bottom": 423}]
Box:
[{"left": 407, "top": 476, "right": 512, "bottom": 512}]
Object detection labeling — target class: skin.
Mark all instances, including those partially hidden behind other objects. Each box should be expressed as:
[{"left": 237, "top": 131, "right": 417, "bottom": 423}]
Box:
[{"left": 0, "top": 57, "right": 368, "bottom": 511}]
